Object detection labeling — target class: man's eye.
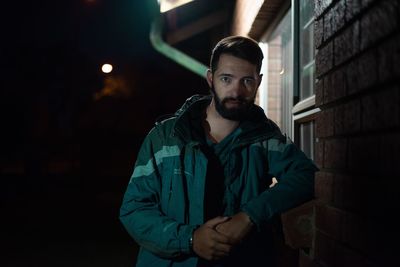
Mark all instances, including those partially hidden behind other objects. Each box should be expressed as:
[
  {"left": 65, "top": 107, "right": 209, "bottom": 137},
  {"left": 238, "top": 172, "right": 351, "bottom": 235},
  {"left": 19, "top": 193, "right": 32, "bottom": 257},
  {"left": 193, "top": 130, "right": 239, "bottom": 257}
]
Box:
[
  {"left": 221, "top": 77, "right": 231, "bottom": 83},
  {"left": 244, "top": 79, "right": 255, "bottom": 86}
]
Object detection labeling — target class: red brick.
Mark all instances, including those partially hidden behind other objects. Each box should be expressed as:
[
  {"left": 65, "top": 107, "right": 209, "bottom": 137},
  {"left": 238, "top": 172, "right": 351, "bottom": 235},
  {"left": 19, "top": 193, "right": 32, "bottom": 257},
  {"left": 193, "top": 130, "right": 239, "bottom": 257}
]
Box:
[
  {"left": 360, "top": 0, "right": 399, "bottom": 50},
  {"left": 315, "top": 78, "right": 324, "bottom": 107},
  {"left": 314, "top": 138, "right": 324, "bottom": 168},
  {"left": 341, "top": 212, "right": 370, "bottom": 255},
  {"left": 361, "top": 0, "right": 375, "bottom": 9},
  {"left": 334, "top": 242, "right": 369, "bottom": 267},
  {"left": 345, "top": 60, "right": 359, "bottom": 95},
  {"left": 315, "top": 212, "right": 391, "bottom": 266},
  {"left": 299, "top": 250, "right": 324, "bottom": 267},
  {"left": 315, "top": 204, "right": 347, "bottom": 241},
  {"left": 378, "top": 33, "right": 400, "bottom": 83},
  {"left": 299, "top": 250, "right": 313, "bottom": 267},
  {"left": 315, "top": 205, "right": 372, "bottom": 260},
  {"left": 334, "top": 100, "right": 361, "bottom": 135},
  {"left": 332, "top": 174, "right": 360, "bottom": 212},
  {"left": 347, "top": 216, "right": 399, "bottom": 265},
  {"left": 315, "top": 171, "right": 334, "bottom": 203},
  {"left": 332, "top": 69, "right": 347, "bottom": 99},
  {"left": 323, "top": 73, "right": 332, "bottom": 103},
  {"left": 323, "top": 9, "right": 333, "bottom": 41},
  {"left": 314, "top": 203, "right": 397, "bottom": 266},
  {"left": 379, "top": 132, "right": 400, "bottom": 176},
  {"left": 355, "top": 50, "right": 377, "bottom": 92},
  {"left": 315, "top": 0, "right": 334, "bottom": 19},
  {"left": 345, "top": 0, "right": 362, "bottom": 22},
  {"left": 325, "top": 68, "right": 346, "bottom": 103},
  {"left": 315, "top": 18, "right": 324, "bottom": 49},
  {"left": 361, "top": 87, "right": 400, "bottom": 131},
  {"left": 314, "top": 230, "right": 336, "bottom": 266},
  {"left": 316, "top": 109, "right": 334, "bottom": 138},
  {"left": 332, "top": 174, "right": 385, "bottom": 216},
  {"left": 332, "top": 0, "right": 346, "bottom": 33},
  {"left": 348, "top": 135, "right": 380, "bottom": 174},
  {"left": 281, "top": 201, "right": 315, "bottom": 249},
  {"left": 352, "top": 179, "right": 400, "bottom": 216},
  {"left": 316, "top": 42, "right": 333, "bottom": 77},
  {"left": 324, "top": 138, "right": 347, "bottom": 169},
  {"left": 334, "top": 21, "right": 360, "bottom": 65}
]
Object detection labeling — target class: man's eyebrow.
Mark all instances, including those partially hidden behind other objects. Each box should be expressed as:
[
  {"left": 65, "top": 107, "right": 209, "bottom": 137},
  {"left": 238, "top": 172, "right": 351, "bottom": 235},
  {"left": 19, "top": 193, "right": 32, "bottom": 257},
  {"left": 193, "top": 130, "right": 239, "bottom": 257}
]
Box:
[
  {"left": 217, "top": 73, "right": 234, "bottom": 77},
  {"left": 217, "top": 73, "right": 256, "bottom": 79}
]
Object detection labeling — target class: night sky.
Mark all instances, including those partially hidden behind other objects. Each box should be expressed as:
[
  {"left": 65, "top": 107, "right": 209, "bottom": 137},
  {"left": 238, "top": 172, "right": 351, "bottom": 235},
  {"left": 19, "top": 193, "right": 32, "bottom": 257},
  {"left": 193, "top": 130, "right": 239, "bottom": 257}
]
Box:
[
  {"left": 1, "top": 1, "right": 210, "bottom": 265},
  {"left": 3, "top": 1, "right": 158, "bottom": 62}
]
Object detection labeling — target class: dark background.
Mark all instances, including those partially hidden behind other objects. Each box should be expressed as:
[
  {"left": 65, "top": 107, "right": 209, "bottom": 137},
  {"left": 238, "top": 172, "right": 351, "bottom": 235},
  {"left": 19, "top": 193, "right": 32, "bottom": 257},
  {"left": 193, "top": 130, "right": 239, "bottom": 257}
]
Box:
[{"left": 0, "top": 0, "right": 222, "bottom": 266}]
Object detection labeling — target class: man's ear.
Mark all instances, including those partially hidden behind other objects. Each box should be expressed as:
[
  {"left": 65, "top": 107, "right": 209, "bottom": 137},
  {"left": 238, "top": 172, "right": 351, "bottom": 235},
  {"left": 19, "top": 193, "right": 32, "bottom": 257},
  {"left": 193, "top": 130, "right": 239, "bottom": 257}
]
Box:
[{"left": 206, "top": 69, "right": 213, "bottom": 88}]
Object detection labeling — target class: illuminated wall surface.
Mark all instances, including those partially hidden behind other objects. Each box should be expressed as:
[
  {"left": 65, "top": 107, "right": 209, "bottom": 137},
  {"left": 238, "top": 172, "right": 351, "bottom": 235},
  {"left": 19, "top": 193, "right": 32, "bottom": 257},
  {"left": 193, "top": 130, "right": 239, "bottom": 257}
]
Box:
[{"left": 159, "top": 0, "right": 195, "bottom": 13}]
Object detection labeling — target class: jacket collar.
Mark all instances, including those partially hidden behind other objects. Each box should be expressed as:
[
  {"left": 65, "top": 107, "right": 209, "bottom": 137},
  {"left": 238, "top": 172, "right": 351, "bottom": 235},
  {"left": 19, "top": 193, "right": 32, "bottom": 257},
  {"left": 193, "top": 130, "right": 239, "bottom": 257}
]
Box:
[{"left": 172, "top": 95, "right": 284, "bottom": 145}]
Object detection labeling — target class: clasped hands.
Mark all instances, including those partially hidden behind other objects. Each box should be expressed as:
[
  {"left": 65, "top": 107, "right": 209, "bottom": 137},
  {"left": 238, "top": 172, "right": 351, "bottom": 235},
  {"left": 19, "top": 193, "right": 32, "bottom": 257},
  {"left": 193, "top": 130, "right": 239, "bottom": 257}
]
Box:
[{"left": 192, "top": 212, "right": 254, "bottom": 261}]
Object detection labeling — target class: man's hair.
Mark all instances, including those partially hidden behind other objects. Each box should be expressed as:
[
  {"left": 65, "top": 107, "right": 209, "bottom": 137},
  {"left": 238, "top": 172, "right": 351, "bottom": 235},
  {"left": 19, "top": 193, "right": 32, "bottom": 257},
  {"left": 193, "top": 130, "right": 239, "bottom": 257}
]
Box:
[{"left": 209, "top": 36, "right": 264, "bottom": 74}]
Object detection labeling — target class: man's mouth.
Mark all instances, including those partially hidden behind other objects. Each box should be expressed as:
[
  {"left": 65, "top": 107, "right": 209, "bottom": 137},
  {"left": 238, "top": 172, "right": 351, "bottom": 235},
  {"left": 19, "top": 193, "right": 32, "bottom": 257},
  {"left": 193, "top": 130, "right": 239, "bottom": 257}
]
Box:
[{"left": 224, "top": 98, "right": 245, "bottom": 107}]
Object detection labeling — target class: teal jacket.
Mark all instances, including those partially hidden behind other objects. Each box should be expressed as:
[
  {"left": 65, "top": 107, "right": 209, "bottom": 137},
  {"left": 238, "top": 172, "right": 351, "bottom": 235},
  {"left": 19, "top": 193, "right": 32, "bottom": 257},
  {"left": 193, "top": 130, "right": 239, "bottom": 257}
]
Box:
[{"left": 120, "top": 95, "right": 318, "bottom": 267}]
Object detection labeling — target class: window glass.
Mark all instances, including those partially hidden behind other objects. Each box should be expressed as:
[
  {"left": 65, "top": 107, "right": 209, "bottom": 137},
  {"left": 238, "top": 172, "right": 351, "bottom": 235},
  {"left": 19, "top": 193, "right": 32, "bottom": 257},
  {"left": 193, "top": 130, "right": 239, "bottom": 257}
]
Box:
[
  {"left": 260, "top": 10, "right": 292, "bottom": 135},
  {"left": 299, "top": 0, "right": 315, "bottom": 100},
  {"left": 298, "top": 120, "right": 315, "bottom": 160}
]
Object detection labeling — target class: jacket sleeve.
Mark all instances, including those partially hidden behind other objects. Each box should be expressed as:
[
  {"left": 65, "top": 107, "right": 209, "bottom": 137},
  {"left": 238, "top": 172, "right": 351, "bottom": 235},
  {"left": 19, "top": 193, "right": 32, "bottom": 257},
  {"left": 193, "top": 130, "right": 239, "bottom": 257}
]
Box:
[
  {"left": 241, "top": 137, "right": 318, "bottom": 229},
  {"left": 119, "top": 127, "right": 196, "bottom": 258}
]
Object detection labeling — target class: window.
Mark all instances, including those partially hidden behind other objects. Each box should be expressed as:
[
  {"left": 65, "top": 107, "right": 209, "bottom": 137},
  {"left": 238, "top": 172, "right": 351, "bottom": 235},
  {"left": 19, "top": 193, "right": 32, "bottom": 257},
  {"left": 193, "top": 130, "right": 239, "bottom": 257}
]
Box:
[
  {"left": 293, "top": 0, "right": 319, "bottom": 160},
  {"left": 299, "top": 0, "right": 316, "bottom": 100},
  {"left": 258, "top": 9, "right": 292, "bottom": 136},
  {"left": 257, "top": 0, "right": 319, "bottom": 160}
]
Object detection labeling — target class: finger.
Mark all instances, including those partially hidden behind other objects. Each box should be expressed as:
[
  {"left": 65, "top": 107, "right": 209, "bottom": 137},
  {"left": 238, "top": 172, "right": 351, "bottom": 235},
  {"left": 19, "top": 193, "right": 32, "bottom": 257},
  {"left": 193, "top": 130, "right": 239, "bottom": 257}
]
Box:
[
  {"left": 212, "top": 250, "right": 229, "bottom": 260},
  {"left": 215, "top": 223, "right": 230, "bottom": 234},
  {"left": 211, "top": 243, "right": 235, "bottom": 260},
  {"left": 204, "top": 252, "right": 226, "bottom": 261},
  {"left": 205, "top": 216, "right": 231, "bottom": 228},
  {"left": 211, "top": 230, "right": 235, "bottom": 244},
  {"left": 214, "top": 242, "right": 233, "bottom": 255}
]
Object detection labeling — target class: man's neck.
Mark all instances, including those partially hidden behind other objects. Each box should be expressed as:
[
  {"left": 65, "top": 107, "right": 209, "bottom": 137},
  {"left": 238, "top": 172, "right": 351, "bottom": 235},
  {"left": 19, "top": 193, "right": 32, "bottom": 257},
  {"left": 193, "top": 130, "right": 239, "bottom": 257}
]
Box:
[{"left": 203, "top": 100, "right": 239, "bottom": 143}]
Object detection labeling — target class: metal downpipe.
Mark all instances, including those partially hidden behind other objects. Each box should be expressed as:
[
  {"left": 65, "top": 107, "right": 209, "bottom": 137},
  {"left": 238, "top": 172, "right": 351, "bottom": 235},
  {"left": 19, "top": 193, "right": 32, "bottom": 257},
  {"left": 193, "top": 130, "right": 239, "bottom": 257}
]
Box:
[{"left": 149, "top": 16, "right": 208, "bottom": 79}]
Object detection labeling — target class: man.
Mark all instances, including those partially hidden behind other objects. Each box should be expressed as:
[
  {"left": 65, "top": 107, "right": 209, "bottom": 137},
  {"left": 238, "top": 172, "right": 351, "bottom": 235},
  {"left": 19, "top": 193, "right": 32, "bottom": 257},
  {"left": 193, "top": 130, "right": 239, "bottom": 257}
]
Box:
[{"left": 120, "top": 36, "right": 318, "bottom": 267}]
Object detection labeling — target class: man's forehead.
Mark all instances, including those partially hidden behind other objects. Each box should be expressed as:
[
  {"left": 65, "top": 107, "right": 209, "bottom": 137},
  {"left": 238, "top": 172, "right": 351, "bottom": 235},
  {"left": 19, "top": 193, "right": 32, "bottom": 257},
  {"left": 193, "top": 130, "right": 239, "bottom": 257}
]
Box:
[
  {"left": 218, "top": 54, "right": 256, "bottom": 65},
  {"left": 214, "top": 54, "right": 258, "bottom": 75}
]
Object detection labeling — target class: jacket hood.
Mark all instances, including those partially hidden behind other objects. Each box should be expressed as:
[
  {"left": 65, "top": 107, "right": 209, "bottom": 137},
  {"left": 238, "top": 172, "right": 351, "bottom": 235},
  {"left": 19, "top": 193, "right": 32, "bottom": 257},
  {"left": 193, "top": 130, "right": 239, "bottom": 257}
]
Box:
[{"left": 171, "top": 94, "right": 285, "bottom": 145}]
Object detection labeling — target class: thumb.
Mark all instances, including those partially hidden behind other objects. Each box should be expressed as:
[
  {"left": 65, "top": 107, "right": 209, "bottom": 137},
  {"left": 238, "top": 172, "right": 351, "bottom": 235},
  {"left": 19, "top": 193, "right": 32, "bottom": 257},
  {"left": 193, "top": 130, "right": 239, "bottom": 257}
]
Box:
[{"left": 205, "top": 216, "right": 231, "bottom": 228}]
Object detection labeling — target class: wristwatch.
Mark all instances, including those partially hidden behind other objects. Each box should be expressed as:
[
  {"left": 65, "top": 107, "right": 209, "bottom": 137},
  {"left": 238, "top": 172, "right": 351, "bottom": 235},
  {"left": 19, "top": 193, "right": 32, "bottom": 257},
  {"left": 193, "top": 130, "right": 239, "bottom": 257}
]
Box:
[
  {"left": 189, "top": 235, "right": 194, "bottom": 253},
  {"left": 189, "top": 226, "right": 199, "bottom": 254}
]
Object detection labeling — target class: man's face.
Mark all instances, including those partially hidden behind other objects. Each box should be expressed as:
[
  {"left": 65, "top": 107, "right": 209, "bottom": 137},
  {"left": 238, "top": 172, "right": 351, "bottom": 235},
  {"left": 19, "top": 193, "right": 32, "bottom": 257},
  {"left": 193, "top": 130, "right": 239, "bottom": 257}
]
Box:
[{"left": 207, "top": 54, "right": 262, "bottom": 121}]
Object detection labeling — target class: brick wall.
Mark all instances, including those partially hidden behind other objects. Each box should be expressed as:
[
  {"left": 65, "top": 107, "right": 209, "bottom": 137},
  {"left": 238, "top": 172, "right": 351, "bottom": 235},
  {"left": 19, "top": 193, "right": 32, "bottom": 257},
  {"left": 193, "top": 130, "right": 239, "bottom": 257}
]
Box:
[{"left": 313, "top": 0, "right": 399, "bottom": 266}]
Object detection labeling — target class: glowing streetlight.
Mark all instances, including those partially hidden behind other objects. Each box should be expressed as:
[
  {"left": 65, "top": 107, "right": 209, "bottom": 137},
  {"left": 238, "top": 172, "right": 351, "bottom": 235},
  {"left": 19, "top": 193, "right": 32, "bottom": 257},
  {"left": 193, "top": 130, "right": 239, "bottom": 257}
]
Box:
[{"left": 101, "top": 63, "right": 113, "bottom": 74}]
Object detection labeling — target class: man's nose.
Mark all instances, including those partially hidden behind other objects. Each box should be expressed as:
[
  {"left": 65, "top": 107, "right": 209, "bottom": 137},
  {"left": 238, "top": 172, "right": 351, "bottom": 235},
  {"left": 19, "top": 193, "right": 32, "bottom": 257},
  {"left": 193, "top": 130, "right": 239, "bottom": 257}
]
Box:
[
  {"left": 233, "top": 81, "right": 248, "bottom": 97},
  {"left": 230, "top": 80, "right": 246, "bottom": 97}
]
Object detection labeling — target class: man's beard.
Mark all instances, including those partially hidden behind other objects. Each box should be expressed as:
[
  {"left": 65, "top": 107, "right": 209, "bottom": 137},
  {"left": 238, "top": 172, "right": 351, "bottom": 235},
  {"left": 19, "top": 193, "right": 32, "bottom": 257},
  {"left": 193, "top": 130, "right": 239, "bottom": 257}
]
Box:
[{"left": 210, "top": 84, "right": 256, "bottom": 121}]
